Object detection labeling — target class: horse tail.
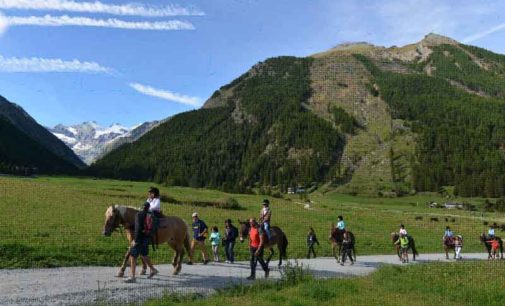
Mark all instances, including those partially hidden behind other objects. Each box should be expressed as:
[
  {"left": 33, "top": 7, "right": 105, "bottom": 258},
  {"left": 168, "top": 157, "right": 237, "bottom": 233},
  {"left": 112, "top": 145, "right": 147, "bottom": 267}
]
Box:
[
  {"left": 281, "top": 234, "right": 288, "bottom": 259},
  {"left": 184, "top": 222, "right": 191, "bottom": 254}
]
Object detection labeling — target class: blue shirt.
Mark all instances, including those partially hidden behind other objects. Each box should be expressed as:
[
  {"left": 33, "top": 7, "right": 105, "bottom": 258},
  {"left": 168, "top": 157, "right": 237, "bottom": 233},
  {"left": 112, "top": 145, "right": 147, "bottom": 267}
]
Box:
[
  {"left": 444, "top": 230, "right": 453, "bottom": 237},
  {"left": 489, "top": 228, "right": 495, "bottom": 236},
  {"left": 337, "top": 220, "right": 345, "bottom": 230},
  {"left": 192, "top": 220, "right": 207, "bottom": 241}
]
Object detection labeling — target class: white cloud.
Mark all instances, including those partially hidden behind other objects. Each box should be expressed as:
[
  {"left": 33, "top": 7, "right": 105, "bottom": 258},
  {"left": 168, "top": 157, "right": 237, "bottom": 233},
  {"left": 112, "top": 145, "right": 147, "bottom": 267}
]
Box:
[
  {"left": 4, "top": 14, "right": 195, "bottom": 30},
  {"left": 462, "top": 23, "right": 505, "bottom": 43},
  {"left": 130, "top": 83, "right": 201, "bottom": 106},
  {"left": 0, "top": 12, "right": 7, "bottom": 35},
  {"left": 0, "top": 55, "right": 112, "bottom": 73},
  {"left": 0, "top": 0, "right": 204, "bottom": 17}
]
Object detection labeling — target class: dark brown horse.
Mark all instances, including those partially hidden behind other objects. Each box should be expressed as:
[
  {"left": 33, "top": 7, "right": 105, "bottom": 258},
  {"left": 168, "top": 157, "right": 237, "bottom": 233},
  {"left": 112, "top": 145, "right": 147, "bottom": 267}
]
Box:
[
  {"left": 390, "top": 232, "right": 418, "bottom": 261},
  {"left": 330, "top": 225, "right": 356, "bottom": 263},
  {"left": 102, "top": 205, "right": 191, "bottom": 276},
  {"left": 443, "top": 237, "right": 456, "bottom": 259},
  {"left": 480, "top": 233, "right": 504, "bottom": 259},
  {"left": 238, "top": 219, "right": 288, "bottom": 267}
]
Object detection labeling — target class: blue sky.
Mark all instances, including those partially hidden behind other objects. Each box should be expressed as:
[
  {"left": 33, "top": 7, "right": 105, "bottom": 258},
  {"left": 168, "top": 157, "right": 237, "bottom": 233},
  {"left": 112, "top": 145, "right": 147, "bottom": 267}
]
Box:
[{"left": 0, "top": 0, "right": 504, "bottom": 127}]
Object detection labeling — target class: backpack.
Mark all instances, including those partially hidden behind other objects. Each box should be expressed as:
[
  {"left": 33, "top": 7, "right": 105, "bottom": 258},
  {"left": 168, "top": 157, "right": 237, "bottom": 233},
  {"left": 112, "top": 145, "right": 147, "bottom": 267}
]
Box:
[{"left": 143, "top": 213, "right": 153, "bottom": 236}]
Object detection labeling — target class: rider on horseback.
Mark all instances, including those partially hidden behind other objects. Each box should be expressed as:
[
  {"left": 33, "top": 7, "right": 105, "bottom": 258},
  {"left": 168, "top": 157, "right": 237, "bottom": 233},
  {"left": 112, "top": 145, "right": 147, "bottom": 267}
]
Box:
[
  {"left": 337, "top": 216, "right": 346, "bottom": 234},
  {"left": 259, "top": 199, "right": 272, "bottom": 241},
  {"left": 443, "top": 226, "right": 454, "bottom": 247},
  {"left": 146, "top": 187, "right": 162, "bottom": 246}
]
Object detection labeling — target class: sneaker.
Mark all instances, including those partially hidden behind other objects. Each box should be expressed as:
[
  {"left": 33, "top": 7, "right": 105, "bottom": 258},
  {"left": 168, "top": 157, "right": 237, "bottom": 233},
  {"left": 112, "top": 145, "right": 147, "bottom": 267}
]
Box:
[
  {"left": 246, "top": 275, "right": 255, "bottom": 280},
  {"left": 186, "top": 261, "right": 193, "bottom": 265},
  {"left": 340, "top": 263, "right": 344, "bottom": 266},
  {"left": 203, "top": 260, "right": 209, "bottom": 265},
  {"left": 147, "top": 268, "right": 159, "bottom": 279},
  {"left": 124, "top": 277, "right": 136, "bottom": 283},
  {"left": 264, "top": 268, "right": 270, "bottom": 279},
  {"left": 225, "top": 260, "right": 230, "bottom": 263}
]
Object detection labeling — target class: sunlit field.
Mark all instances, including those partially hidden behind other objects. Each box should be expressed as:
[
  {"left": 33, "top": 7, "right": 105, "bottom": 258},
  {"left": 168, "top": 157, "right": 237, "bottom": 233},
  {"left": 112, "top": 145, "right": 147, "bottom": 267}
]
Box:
[{"left": 1, "top": 176, "right": 503, "bottom": 268}]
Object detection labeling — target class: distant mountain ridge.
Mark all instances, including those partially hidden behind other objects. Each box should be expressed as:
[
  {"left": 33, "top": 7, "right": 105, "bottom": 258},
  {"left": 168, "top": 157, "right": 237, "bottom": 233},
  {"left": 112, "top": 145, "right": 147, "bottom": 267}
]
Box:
[
  {"left": 0, "top": 95, "right": 85, "bottom": 169},
  {"left": 90, "top": 33, "right": 505, "bottom": 197},
  {"left": 49, "top": 121, "right": 160, "bottom": 165}
]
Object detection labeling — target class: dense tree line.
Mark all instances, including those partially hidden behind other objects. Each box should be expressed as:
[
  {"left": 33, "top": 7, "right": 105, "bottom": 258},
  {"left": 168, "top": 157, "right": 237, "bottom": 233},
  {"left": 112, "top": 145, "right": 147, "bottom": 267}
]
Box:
[
  {"left": 354, "top": 51, "right": 505, "bottom": 197},
  {"left": 0, "top": 117, "right": 77, "bottom": 175},
  {"left": 91, "top": 57, "right": 345, "bottom": 192}
]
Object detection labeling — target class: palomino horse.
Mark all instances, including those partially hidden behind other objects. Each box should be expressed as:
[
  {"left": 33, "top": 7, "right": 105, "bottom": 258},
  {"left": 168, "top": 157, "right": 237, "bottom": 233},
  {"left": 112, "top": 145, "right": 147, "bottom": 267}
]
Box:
[
  {"left": 238, "top": 220, "right": 288, "bottom": 267},
  {"left": 390, "top": 232, "right": 418, "bottom": 261},
  {"left": 443, "top": 237, "right": 456, "bottom": 259},
  {"left": 330, "top": 226, "right": 356, "bottom": 263},
  {"left": 102, "top": 205, "right": 191, "bottom": 276},
  {"left": 480, "top": 233, "right": 504, "bottom": 259}
]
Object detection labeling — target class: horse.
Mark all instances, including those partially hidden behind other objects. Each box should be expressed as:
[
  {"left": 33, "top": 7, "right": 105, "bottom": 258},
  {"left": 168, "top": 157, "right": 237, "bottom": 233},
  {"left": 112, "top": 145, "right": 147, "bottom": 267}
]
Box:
[
  {"left": 102, "top": 205, "right": 191, "bottom": 276},
  {"left": 330, "top": 226, "right": 356, "bottom": 263},
  {"left": 442, "top": 236, "right": 456, "bottom": 259},
  {"left": 237, "top": 219, "right": 288, "bottom": 267},
  {"left": 390, "top": 232, "right": 418, "bottom": 261},
  {"left": 479, "top": 233, "right": 504, "bottom": 260}
]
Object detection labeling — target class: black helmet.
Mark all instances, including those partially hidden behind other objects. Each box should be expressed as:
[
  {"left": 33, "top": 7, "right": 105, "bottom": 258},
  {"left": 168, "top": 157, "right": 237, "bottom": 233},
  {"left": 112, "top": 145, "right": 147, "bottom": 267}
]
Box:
[
  {"left": 263, "top": 199, "right": 270, "bottom": 206},
  {"left": 148, "top": 187, "right": 160, "bottom": 197}
]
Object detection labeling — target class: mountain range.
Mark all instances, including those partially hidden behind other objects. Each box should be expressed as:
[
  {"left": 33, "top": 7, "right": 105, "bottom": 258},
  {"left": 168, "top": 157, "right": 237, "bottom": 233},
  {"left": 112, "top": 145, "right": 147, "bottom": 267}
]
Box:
[
  {"left": 90, "top": 33, "right": 505, "bottom": 197},
  {"left": 49, "top": 121, "right": 160, "bottom": 165},
  {"left": 0, "top": 95, "right": 84, "bottom": 173}
]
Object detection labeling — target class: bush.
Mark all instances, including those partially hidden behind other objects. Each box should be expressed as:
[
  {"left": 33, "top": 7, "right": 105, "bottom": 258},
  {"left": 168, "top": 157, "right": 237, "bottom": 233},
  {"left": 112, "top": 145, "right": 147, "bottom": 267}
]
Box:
[{"left": 215, "top": 197, "right": 242, "bottom": 210}]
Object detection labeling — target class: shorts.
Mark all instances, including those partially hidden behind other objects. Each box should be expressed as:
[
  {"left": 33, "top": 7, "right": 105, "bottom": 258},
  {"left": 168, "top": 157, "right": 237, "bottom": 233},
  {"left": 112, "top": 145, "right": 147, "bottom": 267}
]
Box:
[
  {"left": 130, "top": 238, "right": 149, "bottom": 258},
  {"left": 400, "top": 246, "right": 409, "bottom": 253}
]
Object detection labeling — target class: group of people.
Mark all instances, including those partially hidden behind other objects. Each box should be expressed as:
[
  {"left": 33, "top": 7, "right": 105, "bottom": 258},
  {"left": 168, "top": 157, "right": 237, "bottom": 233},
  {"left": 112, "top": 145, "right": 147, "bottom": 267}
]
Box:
[{"left": 125, "top": 189, "right": 275, "bottom": 282}]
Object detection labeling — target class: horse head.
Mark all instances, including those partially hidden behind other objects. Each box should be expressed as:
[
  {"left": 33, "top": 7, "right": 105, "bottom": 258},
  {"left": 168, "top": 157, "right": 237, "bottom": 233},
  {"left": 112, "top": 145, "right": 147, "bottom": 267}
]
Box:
[
  {"left": 390, "top": 232, "right": 399, "bottom": 243},
  {"left": 103, "top": 205, "right": 122, "bottom": 236},
  {"left": 237, "top": 219, "right": 251, "bottom": 243}
]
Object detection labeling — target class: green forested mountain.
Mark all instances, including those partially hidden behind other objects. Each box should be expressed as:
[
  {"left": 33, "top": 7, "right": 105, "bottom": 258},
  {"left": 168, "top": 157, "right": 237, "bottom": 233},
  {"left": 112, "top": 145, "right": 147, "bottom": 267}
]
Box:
[
  {"left": 0, "top": 117, "right": 78, "bottom": 175},
  {"left": 0, "top": 95, "right": 86, "bottom": 169},
  {"left": 92, "top": 34, "right": 505, "bottom": 196}
]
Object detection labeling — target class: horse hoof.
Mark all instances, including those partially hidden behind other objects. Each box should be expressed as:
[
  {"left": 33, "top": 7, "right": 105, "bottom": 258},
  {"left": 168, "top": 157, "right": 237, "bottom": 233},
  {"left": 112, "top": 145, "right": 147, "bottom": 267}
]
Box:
[
  {"left": 140, "top": 270, "right": 147, "bottom": 275},
  {"left": 116, "top": 271, "right": 124, "bottom": 278}
]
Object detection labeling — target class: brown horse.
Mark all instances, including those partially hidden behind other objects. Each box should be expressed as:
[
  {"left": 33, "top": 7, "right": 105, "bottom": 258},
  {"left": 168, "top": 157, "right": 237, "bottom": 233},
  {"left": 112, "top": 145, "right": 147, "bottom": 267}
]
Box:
[
  {"left": 480, "top": 233, "right": 504, "bottom": 259},
  {"left": 102, "top": 205, "right": 191, "bottom": 276},
  {"left": 443, "top": 237, "right": 456, "bottom": 259},
  {"left": 238, "top": 219, "right": 288, "bottom": 267},
  {"left": 330, "top": 226, "right": 356, "bottom": 263},
  {"left": 390, "top": 232, "right": 418, "bottom": 261}
]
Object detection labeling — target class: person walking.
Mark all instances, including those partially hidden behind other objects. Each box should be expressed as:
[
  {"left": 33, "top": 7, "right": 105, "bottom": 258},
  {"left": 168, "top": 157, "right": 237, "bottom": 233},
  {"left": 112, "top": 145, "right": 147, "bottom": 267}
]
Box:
[
  {"left": 124, "top": 202, "right": 158, "bottom": 283},
  {"left": 223, "top": 219, "right": 238, "bottom": 263},
  {"left": 187, "top": 212, "right": 209, "bottom": 265},
  {"left": 210, "top": 226, "right": 221, "bottom": 262},
  {"left": 307, "top": 227, "right": 320, "bottom": 259},
  {"left": 454, "top": 235, "right": 463, "bottom": 260},
  {"left": 395, "top": 233, "right": 409, "bottom": 263},
  {"left": 247, "top": 218, "right": 269, "bottom": 280},
  {"left": 340, "top": 232, "right": 354, "bottom": 266}
]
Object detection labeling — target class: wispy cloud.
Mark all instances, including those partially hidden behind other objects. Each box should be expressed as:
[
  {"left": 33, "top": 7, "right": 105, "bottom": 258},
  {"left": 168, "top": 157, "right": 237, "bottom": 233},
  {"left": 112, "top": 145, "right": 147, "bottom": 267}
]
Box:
[
  {"left": 130, "top": 83, "right": 201, "bottom": 106},
  {"left": 462, "top": 23, "right": 505, "bottom": 43},
  {"left": 0, "top": 12, "right": 7, "bottom": 35},
  {"left": 0, "top": 55, "right": 112, "bottom": 73},
  {"left": 4, "top": 14, "right": 195, "bottom": 30},
  {"left": 0, "top": 0, "right": 204, "bottom": 17}
]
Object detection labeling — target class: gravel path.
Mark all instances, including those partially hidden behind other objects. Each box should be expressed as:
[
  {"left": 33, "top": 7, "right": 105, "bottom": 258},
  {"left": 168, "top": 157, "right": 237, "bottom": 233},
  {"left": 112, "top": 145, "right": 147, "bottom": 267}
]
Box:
[{"left": 0, "top": 253, "right": 490, "bottom": 305}]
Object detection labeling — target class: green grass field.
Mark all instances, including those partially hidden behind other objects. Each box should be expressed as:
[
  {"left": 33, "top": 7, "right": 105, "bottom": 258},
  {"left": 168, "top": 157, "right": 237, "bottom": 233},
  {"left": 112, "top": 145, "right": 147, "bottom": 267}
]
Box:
[
  {"left": 144, "top": 261, "right": 505, "bottom": 306},
  {"left": 0, "top": 175, "right": 504, "bottom": 268}
]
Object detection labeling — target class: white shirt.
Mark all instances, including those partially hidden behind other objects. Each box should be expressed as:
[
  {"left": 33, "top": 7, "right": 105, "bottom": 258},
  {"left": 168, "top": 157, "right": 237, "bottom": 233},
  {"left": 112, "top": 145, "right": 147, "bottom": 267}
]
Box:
[
  {"left": 399, "top": 228, "right": 407, "bottom": 236},
  {"left": 147, "top": 198, "right": 161, "bottom": 212}
]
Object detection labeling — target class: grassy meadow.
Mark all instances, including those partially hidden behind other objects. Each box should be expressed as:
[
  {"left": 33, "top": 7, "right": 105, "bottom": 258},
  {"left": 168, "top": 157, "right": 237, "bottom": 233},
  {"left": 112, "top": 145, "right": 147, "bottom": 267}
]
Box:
[
  {"left": 0, "top": 175, "right": 504, "bottom": 269},
  {"left": 145, "top": 260, "right": 505, "bottom": 306}
]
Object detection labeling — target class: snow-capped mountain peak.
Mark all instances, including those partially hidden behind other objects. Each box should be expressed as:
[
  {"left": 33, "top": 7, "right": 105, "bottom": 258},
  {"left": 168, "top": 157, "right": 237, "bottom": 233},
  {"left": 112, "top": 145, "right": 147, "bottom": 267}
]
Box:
[{"left": 48, "top": 120, "right": 160, "bottom": 165}]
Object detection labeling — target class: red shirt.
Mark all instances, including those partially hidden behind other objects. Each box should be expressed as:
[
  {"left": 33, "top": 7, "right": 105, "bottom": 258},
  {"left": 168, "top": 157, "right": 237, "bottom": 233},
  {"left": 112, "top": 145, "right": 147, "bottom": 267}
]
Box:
[{"left": 249, "top": 226, "right": 261, "bottom": 248}]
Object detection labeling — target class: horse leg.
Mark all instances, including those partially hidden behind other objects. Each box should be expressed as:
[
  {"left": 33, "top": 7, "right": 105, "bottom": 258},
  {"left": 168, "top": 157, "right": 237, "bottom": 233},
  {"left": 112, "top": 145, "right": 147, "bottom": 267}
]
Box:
[
  {"left": 172, "top": 249, "right": 180, "bottom": 275},
  {"left": 337, "top": 244, "right": 342, "bottom": 263},
  {"left": 352, "top": 245, "right": 357, "bottom": 262},
  {"left": 176, "top": 248, "right": 184, "bottom": 274},
  {"left": 266, "top": 248, "right": 274, "bottom": 266},
  {"left": 116, "top": 249, "right": 131, "bottom": 277},
  {"left": 445, "top": 246, "right": 449, "bottom": 259},
  {"left": 278, "top": 244, "right": 283, "bottom": 267}
]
